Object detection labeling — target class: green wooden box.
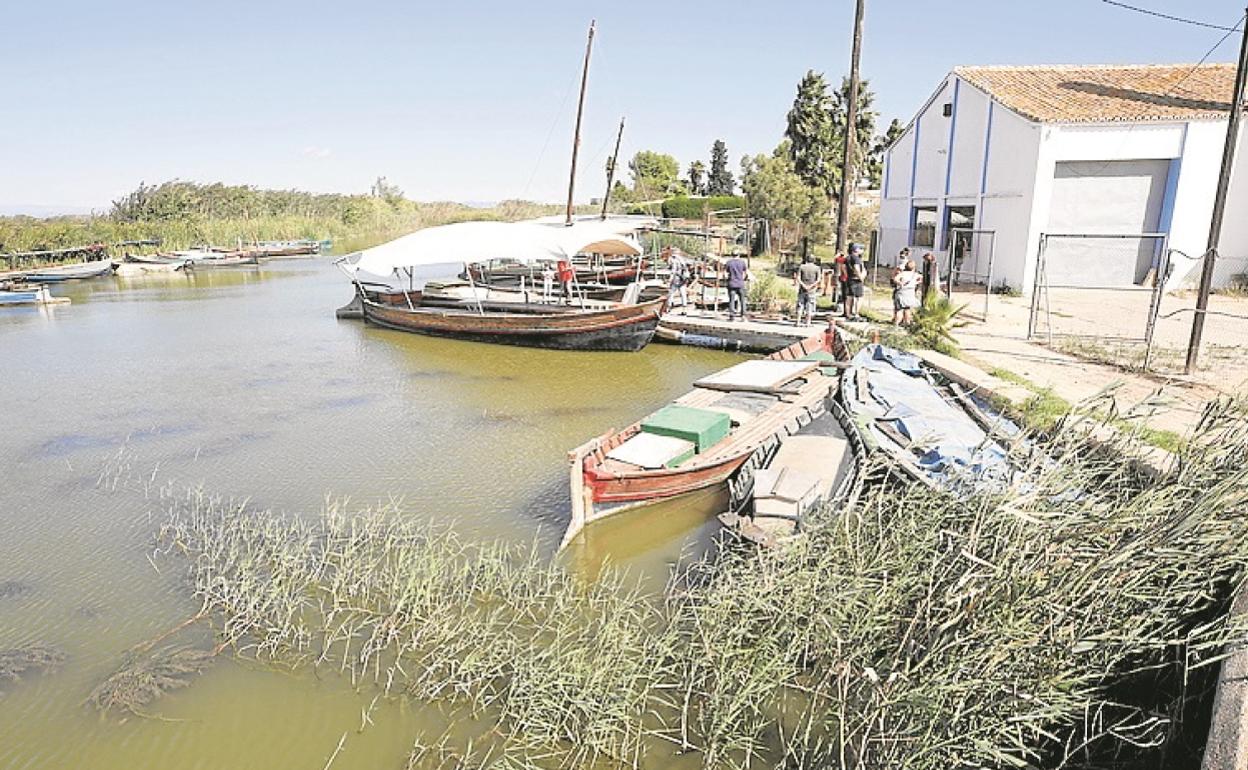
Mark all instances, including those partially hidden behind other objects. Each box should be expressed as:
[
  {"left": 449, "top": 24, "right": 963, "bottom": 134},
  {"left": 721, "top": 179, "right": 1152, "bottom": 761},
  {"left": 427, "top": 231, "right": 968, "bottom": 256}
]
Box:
[{"left": 640, "top": 405, "right": 731, "bottom": 453}]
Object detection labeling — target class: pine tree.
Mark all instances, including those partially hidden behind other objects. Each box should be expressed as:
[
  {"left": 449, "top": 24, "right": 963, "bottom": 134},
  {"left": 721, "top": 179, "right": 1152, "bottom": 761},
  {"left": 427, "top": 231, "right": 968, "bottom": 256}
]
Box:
[
  {"left": 785, "top": 71, "right": 838, "bottom": 198},
  {"left": 707, "top": 140, "right": 734, "bottom": 195}
]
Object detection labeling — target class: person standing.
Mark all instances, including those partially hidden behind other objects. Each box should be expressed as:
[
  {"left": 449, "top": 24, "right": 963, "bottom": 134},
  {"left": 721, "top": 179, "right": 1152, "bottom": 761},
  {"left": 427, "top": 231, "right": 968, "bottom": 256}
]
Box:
[
  {"left": 793, "top": 254, "right": 821, "bottom": 326},
  {"left": 665, "top": 247, "right": 690, "bottom": 313},
  {"left": 844, "top": 243, "right": 866, "bottom": 321},
  {"left": 921, "top": 251, "right": 939, "bottom": 304},
  {"left": 891, "top": 259, "right": 922, "bottom": 326},
  {"left": 556, "top": 259, "right": 575, "bottom": 304},
  {"left": 725, "top": 254, "right": 750, "bottom": 321}
]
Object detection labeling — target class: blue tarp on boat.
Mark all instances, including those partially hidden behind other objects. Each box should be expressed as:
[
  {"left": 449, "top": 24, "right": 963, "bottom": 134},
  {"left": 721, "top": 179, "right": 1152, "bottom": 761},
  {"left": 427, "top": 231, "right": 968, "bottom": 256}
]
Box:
[{"left": 843, "top": 344, "right": 1018, "bottom": 488}]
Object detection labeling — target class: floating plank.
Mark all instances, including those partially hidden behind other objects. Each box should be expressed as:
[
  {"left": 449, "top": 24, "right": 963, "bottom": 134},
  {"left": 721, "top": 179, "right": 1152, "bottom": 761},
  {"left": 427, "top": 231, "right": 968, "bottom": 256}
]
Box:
[{"left": 694, "top": 360, "right": 818, "bottom": 394}]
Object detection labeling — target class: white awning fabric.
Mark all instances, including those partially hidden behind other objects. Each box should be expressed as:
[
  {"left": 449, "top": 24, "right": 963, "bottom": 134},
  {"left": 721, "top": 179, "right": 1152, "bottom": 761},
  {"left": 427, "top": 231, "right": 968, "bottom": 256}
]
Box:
[{"left": 344, "top": 220, "right": 643, "bottom": 277}]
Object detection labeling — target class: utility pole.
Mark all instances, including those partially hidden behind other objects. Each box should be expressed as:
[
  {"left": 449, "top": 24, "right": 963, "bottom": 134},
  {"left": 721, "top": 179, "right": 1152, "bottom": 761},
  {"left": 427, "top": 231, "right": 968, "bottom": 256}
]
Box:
[
  {"left": 601, "top": 117, "right": 625, "bottom": 220},
  {"left": 1186, "top": 8, "right": 1248, "bottom": 374},
  {"left": 565, "top": 20, "right": 596, "bottom": 226},
  {"left": 836, "top": 0, "right": 866, "bottom": 252}
]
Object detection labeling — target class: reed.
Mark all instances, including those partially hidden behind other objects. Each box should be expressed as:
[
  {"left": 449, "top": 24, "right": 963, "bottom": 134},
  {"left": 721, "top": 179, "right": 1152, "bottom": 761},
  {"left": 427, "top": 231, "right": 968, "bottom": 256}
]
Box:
[
  {"left": 87, "top": 645, "right": 215, "bottom": 717},
  {"left": 0, "top": 645, "right": 65, "bottom": 691},
  {"left": 139, "top": 395, "right": 1248, "bottom": 768}
]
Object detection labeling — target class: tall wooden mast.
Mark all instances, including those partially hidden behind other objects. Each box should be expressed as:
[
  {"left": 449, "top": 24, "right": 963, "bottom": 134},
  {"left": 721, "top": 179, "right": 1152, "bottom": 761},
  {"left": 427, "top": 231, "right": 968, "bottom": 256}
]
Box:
[
  {"left": 565, "top": 20, "right": 596, "bottom": 226},
  {"left": 601, "top": 117, "right": 625, "bottom": 220}
]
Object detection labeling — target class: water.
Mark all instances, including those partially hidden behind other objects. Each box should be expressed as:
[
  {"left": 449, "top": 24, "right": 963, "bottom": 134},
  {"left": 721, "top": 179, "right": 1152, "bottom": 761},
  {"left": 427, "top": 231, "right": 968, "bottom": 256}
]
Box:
[{"left": 0, "top": 260, "right": 740, "bottom": 769}]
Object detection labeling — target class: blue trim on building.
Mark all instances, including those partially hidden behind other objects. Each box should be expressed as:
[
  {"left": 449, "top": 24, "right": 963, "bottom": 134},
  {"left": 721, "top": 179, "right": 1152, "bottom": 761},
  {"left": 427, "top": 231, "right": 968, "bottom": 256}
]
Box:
[
  {"left": 883, "top": 153, "right": 891, "bottom": 198},
  {"left": 943, "top": 79, "right": 960, "bottom": 196},
  {"left": 909, "top": 116, "right": 921, "bottom": 199},
  {"left": 980, "top": 100, "right": 995, "bottom": 195}
]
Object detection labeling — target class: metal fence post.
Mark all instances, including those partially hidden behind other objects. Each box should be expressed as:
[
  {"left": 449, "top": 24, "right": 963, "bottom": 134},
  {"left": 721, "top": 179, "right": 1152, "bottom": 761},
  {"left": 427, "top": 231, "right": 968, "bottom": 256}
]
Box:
[{"left": 1027, "top": 235, "right": 1047, "bottom": 340}]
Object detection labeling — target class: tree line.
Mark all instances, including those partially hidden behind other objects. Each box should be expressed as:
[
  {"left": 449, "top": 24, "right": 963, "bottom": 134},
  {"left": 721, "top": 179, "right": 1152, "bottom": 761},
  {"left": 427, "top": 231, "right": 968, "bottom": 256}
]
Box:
[{"left": 612, "top": 71, "right": 904, "bottom": 251}]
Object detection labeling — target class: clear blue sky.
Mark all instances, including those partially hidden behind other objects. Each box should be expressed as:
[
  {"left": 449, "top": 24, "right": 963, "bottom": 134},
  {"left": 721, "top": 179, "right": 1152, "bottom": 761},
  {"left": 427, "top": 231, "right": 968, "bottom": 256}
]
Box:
[{"left": 1, "top": 0, "right": 1244, "bottom": 213}]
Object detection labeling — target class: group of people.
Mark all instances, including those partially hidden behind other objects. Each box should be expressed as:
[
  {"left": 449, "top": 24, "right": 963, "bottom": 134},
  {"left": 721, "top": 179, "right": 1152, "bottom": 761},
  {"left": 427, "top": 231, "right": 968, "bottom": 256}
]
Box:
[
  {"left": 664, "top": 241, "right": 937, "bottom": 327},
  {"left": 792, "top": 243, "right": 868, "bottom": 325},
  {"left": 664, "top": 247, "right": 753, "bottom": 321}
]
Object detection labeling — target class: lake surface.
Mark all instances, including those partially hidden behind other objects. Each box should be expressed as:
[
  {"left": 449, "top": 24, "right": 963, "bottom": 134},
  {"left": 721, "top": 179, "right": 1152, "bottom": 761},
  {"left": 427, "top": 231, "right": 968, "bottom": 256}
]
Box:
[{"left": 0, "top": 259, "right": 740, "bottom": 769}]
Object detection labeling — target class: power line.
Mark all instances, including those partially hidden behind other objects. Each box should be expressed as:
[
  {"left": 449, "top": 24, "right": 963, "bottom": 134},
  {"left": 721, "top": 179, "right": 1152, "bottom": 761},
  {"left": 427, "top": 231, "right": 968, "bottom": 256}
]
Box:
[{"left": 1100, "top": 0, "right": 1242, "bottom": 32}]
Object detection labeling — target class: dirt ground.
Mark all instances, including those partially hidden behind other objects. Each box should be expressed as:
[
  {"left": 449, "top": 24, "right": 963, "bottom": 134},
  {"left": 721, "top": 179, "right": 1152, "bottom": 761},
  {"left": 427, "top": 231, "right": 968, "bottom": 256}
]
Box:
[{"left": 925, "top": 286, "right": 1248, "bottom": 436}]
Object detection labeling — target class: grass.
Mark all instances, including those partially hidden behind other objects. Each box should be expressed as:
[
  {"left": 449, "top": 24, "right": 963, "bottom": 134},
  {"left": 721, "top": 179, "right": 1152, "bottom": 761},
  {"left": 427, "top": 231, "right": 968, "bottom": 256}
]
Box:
[
  {"left": 87, "top": 646, "right": 215, "bottom": 718},
  {"left": 988, "top": 366, "right": 1078, "bottom": 433},
  {"left": 125, "top": 396, "right": 1248, "bottom": 768}
]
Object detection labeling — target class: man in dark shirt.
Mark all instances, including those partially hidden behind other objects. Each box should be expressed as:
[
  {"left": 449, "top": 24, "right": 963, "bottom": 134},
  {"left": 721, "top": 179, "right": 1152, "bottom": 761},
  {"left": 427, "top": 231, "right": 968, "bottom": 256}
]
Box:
[
  {"left": 725, "top": 255, "right": 749, "bottom": 321},
  {"left": 844, "top": 244, "right": 866, "bottom": 321}
]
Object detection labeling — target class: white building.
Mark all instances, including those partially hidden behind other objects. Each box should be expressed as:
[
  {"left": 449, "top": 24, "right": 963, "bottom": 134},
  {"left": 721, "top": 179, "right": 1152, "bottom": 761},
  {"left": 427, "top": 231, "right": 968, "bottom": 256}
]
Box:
[{"left": 879, "top": 63, "right": 1247, "bottom": 294}]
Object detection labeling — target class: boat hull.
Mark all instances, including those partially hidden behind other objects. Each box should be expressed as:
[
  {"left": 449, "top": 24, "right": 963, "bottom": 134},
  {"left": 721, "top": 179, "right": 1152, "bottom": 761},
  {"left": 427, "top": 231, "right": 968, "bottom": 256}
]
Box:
[
  {"left": 360, "top": 295, "right": 663, "bottom": 352},
  {"left": 22, "top": 262, "right": 114, "bottom": 282}
]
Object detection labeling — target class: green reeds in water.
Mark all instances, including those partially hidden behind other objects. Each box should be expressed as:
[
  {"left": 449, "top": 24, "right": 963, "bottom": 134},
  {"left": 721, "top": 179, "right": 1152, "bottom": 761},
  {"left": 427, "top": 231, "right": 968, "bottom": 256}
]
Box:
[{"left": 144, "top": 396, "right": 1248, "bottom": 768}]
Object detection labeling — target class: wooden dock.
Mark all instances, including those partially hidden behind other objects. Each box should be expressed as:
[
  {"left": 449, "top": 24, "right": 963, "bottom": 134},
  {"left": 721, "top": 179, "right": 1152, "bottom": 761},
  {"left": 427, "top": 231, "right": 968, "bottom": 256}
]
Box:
[{"left": 656, "top": 310, "right": 824, "bottom": 354}]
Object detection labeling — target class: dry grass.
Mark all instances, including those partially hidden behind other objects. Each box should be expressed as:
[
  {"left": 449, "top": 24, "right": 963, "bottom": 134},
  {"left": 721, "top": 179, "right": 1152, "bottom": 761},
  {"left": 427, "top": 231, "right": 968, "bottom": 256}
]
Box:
[
  {"left": 0, "top": 645, "right": 65, "bottom": 692},
  {"left": 87, "top": 646, "right": 215, "bottom": 717}
]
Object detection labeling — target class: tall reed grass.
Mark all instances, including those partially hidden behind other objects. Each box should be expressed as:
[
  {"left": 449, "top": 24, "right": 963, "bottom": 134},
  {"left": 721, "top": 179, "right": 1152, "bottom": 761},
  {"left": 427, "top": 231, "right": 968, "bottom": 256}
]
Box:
[{"left": 139, "top": 396, "right": 1248, "bottom": 768}]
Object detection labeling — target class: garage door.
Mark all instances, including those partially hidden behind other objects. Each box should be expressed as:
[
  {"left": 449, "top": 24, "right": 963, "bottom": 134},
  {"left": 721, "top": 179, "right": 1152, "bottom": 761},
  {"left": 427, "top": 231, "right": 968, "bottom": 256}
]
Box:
[{"left": 1045, "top": 160, "right": 1169, "bottom": 287}]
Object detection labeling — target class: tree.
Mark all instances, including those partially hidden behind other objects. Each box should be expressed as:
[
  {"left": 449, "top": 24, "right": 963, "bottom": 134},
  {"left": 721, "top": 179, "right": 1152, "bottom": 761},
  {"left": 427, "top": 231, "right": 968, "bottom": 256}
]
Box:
[
  {"left": 740, "top": 142, "right": 830, "bottom": 251},
  {"left": 868, "top": 118, "right": 905, "bottom": 188},
  {"left": 687, "top": 160, "right": 707, "bottom": 196},
  {"left": 628, "top": 151, "right": 680, "bottom": 197},
  {"left": 831, "top": 77, "right": 879, "bottom": 192},
  {"left": 708, "top": 140, "right": 734, "bottom": 195},
  {"left": 370, "top": 176, "right": 404, "bottom": 206},
  {"left": 785, "top": 71, "right": 839, "bottom": 198}
]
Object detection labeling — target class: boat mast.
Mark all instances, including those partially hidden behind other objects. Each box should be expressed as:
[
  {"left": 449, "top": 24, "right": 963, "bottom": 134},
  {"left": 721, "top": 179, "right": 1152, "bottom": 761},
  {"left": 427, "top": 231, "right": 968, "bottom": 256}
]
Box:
[
  {"left": 600, "top": 117, "right": 625, "bottom": 220},
  {"left": 565, "top": 20, "right": 595, "bottom": 226}
]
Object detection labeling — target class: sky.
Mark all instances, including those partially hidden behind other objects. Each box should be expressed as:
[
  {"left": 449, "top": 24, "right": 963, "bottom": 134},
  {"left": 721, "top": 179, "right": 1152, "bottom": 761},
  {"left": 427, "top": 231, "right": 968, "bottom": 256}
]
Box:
[{"left": 1, "top": 0, "right": 1245, "bottom": 214}]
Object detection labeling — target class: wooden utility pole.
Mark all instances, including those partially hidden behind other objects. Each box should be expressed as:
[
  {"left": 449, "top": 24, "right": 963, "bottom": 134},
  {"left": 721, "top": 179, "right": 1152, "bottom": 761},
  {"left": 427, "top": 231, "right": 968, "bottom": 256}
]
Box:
[
  {"left": 835, "top": 0, "right": 866, "bottom": 252},
  {"left": 565, "top": 21, "right": 596, "bottom": 226},
  {"left": 1185, "top": 9, "right": 1248, "bottom": 374},
  {"left": 601, "top": 117, "right": 625, "bottom": 220}
]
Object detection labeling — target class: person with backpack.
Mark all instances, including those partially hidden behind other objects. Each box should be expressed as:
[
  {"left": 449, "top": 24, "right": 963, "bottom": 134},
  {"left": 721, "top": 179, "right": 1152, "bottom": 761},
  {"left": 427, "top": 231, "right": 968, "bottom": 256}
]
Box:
[{"left": 664, "top": 247, "right": 691, "bottom": 314}]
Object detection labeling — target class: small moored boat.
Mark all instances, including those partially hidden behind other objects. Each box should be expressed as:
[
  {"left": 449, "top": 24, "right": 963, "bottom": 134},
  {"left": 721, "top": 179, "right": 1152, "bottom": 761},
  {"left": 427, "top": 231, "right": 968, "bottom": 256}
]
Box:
[
  {"left": 840, "top": 344, "right": 1022, "bottom": 490},
  {"left": 21, "top": 260, "right": 115, "bottom": 282},
  {"left": 0, "top": 282, "right": 65, "bottom": 306},
  {"left": 562, "top": 326, "right": 850, "bottom": 547}
]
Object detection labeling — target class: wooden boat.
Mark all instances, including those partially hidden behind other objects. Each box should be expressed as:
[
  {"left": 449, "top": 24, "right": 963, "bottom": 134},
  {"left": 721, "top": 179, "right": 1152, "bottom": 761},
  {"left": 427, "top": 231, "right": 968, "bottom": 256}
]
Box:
[
  {"left": 840, "top": 343, "right": 1021, "bottom": 490},
  {"left": 716, "top": 397, "right": 865, "bottom": 547},
  {"left": 124, "top": 252, "right": 188, "bottom": 266},
  {"left": 183, "top": 255, "right": 260, "bottom": 269},
  {"left": 21, "top": 260, "right": 115, "bottom": 282},
  {"left": 563, "top": 326, "right": 850, "bottom": 546},
  {"left": 0, "top": 282, "right": 58, "bottom": 305},
  {"left": 353, "top": 287, "right": 664, "bottom": 351}
]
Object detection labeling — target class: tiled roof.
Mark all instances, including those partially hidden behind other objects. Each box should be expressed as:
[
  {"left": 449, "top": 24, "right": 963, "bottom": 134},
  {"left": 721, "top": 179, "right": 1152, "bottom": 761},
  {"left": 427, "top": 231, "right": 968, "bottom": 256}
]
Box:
[{"left": 953, "top": 63, "right": 1238, "bottom": 124}]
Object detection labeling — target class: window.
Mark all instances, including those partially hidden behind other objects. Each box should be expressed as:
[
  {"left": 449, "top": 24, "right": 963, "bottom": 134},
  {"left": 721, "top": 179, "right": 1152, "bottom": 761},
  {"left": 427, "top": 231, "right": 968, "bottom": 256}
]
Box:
[
  {"left": 943, "top": 205, "right": 976, "bottom": 249},
  {"left": 911, "top": 205, "right": 938, "bottom": 248}
]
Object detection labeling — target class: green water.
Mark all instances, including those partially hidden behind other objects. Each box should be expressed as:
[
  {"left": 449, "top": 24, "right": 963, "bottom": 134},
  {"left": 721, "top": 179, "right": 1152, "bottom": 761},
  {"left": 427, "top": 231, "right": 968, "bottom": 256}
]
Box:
[{"left": 0, "top": 260, "right": 740, "bottom": 769}]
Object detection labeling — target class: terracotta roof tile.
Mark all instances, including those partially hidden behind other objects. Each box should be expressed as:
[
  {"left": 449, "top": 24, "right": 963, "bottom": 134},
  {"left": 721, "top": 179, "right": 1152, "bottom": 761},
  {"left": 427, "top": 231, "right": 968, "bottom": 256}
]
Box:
[{"left": 954, "top": 63, "right": 1238, "bottom": 124}]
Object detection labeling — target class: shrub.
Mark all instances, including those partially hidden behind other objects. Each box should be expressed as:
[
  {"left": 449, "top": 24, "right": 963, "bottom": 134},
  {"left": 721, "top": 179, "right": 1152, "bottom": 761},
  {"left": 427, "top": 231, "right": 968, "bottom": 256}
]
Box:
[{"left": 661, "top": 195, "right": 745, "bottom": 220}]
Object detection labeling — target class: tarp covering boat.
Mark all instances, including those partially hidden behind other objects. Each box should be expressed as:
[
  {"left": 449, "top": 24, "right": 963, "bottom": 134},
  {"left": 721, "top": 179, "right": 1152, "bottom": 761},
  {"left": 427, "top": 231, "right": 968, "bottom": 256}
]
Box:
[
  {"left": 343, "top": 221, "right": 643, "bottom": 277},
  {"left": 842, "top": 344, "right": 1019, "bottom": 489}
]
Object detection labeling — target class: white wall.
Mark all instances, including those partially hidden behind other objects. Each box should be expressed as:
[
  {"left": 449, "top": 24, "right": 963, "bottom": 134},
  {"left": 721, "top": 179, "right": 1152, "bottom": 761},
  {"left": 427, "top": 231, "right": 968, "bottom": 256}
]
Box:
[
  {"left": 880, "top": 74, "right": 1041, "bottom": 290},
  {"left": 1165, "top": 121, "right": 1248, "bottom": 290}
]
